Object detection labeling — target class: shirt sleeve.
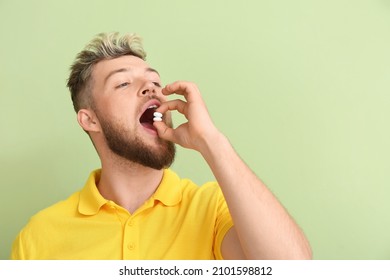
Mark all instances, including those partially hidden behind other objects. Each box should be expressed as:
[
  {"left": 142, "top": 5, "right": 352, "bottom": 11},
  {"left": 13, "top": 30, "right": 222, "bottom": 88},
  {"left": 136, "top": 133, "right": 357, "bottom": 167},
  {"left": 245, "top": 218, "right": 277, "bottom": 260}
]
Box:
[
  {"left": 10, "top": 231, "right": 26, "bottom": 260},
  {"left": 210, "top": 183, "right": 234, "bottom": 260}
]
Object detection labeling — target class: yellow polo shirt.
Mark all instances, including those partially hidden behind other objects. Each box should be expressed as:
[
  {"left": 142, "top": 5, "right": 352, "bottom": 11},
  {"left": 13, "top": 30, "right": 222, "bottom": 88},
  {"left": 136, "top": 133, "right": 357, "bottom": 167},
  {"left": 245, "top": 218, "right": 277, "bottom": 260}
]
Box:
[{"left": 11, "top": 169, "right": 233, "bottom": 260}]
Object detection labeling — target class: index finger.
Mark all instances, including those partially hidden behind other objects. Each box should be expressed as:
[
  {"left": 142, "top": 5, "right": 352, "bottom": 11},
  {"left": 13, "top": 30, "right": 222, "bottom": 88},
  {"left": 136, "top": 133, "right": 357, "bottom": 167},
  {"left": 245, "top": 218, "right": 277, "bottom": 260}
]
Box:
[{"left": 162, "top": 81, "right": 203, "bottom": 103}]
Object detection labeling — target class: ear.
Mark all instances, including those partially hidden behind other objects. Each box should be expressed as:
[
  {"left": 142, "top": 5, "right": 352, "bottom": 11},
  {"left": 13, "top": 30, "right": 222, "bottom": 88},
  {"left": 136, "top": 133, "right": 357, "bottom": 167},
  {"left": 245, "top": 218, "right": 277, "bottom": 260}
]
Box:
[{"left": 77, "top": 109, "right": 100, "bottom": 133}]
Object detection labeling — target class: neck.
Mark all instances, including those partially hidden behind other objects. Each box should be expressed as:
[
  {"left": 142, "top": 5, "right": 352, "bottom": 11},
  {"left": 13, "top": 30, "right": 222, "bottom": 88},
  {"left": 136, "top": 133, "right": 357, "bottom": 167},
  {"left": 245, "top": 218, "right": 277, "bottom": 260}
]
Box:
[{"left": 97, "top": 154, "right": 164, "bottom": 214}]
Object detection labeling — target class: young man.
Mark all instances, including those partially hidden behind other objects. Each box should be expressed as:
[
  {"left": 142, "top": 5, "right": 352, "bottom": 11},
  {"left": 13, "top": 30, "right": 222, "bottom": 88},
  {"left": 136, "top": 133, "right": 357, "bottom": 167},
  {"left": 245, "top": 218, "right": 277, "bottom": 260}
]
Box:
[{"left": 11, "top": 32, "right": 312, "bottom": 260}]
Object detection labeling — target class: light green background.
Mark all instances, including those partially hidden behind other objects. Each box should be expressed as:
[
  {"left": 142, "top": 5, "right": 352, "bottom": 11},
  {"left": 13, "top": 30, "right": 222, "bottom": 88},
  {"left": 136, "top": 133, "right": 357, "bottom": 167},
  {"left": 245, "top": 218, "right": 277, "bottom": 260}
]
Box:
[{"left": 1, "top": 0, "right": 389, "bottom": 260}]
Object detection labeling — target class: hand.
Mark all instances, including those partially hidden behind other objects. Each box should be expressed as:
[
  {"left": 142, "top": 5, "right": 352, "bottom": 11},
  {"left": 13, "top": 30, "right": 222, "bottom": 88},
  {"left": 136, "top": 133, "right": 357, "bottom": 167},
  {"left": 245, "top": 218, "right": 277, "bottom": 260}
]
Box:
[{"left": 153, "top": 81, "right": 220, "bottom": 152}]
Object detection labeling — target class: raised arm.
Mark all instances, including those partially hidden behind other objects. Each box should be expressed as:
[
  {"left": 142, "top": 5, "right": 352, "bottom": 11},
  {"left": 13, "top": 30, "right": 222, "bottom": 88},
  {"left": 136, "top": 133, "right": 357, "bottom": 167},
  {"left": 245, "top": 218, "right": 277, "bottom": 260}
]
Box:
[{"left": 154, "top": 81, "right": 312, "bottom": 259}]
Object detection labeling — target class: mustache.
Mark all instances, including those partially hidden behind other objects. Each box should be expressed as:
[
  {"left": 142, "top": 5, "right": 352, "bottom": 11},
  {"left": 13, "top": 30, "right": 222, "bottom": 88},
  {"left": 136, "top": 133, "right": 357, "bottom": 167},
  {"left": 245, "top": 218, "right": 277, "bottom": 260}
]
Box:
[{"left": 149, "top": 95, "right": 162, "bottom": 102}]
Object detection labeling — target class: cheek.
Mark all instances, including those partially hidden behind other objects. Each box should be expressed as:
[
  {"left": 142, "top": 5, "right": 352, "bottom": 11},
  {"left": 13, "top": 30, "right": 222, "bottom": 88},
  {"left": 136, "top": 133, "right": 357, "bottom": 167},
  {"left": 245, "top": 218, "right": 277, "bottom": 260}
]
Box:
[{"left": 99, "top": 98, "right": 139, "bottom": 125}]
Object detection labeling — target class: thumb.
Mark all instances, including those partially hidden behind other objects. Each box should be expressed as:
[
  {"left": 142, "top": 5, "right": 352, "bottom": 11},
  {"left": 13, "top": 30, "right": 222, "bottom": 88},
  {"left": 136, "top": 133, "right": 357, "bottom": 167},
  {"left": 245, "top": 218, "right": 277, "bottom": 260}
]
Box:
[{"left": 153, "top": 121, "right": 176, "bottom": 143}]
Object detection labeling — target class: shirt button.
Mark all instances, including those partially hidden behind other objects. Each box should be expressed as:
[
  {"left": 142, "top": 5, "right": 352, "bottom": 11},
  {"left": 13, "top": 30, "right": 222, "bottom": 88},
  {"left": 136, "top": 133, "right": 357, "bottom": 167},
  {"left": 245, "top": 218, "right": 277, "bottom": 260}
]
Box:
[
  {"left": 128, "top": 243, "right": 136, "bottom": 250},
  {"left": 128, "top": 221, "right": 134, "bottom": 227}
]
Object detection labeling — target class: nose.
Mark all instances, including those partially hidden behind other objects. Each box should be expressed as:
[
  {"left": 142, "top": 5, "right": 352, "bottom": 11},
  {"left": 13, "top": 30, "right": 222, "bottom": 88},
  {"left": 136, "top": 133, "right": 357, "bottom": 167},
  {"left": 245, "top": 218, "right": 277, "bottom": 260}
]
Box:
[
  {"left": 140, "top": 82, "right": 157, "bottom": 97},
  {"left": 141, "top": 88, "right": 155, "bottom": 96}
]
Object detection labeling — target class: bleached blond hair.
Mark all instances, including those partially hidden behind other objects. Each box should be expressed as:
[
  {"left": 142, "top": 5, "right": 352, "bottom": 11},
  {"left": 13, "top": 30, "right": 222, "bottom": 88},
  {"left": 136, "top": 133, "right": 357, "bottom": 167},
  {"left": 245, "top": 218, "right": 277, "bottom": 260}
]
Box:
[{"left": 67, "top": 32, "right": 146, "bottom": 112}]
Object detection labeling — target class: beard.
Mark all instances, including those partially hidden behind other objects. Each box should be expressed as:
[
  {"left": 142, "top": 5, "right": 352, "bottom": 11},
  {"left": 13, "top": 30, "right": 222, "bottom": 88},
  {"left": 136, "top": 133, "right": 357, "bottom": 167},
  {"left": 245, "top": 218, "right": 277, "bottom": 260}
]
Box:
[{"left": 96, "top": 113, "right": 176, "bottom": 170}]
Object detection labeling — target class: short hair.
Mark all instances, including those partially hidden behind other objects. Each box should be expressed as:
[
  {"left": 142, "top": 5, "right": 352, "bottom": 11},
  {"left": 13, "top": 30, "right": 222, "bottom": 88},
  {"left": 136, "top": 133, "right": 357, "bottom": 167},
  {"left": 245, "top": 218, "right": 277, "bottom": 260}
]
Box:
[{"left": 67, "top": 32, "right": 146, "bottom": 112}]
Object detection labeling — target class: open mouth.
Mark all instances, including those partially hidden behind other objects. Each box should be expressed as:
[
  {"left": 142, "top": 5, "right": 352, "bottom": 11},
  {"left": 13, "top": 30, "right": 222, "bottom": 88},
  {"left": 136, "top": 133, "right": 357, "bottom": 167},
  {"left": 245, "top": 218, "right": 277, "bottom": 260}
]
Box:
[{"left": 139, "top": 104, "right": 159, "bottom": 131}]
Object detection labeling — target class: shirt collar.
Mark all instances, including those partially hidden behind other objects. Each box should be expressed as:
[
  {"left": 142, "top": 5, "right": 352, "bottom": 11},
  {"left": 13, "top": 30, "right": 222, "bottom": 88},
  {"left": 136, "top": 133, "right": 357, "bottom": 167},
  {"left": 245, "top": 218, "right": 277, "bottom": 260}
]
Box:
[
  {"left": 152, "top": 169, "right": 182, "bottom": 206},
  {"left": 78, "top": 169, "right": 107, "bottom": 215},
  {"left": 78, "top": 168, "right": 182, "bottom": 216}
]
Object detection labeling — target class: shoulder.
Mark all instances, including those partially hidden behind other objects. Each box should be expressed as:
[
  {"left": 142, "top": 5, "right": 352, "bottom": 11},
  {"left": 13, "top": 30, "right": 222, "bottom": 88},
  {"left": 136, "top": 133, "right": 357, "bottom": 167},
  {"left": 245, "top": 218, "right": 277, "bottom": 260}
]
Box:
[
  {"left": 181, "top": 179, "right": 223, "bottom": 199},
  {"left": 169, "top": 170, "right": 227, "bottom": 212},
  {"left": 155, "top": 169, "right": 223, "bottom": 209},
  {"left": 22, "top": 191, "right": 81, "bottom": 234},
  {"left": 167, "top": 169, "right": 222, "bottom": 198},
  {"left": 11, "top": 191, "right": 81, "bottom": 259}
]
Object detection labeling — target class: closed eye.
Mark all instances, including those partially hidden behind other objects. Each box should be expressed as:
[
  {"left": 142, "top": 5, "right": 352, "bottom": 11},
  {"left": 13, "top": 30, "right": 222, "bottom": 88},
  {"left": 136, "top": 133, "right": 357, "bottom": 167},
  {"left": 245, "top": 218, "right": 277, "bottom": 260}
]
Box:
[{"left": 153, "top": 82, "right": 162, "bottom": 88}]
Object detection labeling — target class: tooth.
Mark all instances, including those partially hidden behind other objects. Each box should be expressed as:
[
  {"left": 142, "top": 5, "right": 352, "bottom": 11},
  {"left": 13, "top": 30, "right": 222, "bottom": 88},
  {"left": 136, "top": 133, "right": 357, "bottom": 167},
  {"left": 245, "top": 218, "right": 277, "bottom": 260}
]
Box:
[
  {"left": 148, "top": 105, "right": 158, "bottom": 109},
  {"left": 153, "top": 117, "right": 162, "bottom": 122}
]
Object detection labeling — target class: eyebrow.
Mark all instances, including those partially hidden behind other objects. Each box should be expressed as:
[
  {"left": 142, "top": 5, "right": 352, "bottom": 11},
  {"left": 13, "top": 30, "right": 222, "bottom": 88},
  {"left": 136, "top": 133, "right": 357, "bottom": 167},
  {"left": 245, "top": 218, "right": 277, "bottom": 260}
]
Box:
[{"left": 104, "top": 67, "right": 160, "bottom": 84}]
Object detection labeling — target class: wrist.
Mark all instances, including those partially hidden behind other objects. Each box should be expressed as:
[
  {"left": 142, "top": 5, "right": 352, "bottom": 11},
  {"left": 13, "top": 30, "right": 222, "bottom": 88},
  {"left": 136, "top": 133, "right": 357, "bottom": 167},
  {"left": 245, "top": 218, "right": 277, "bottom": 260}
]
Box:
[{"left": 197, "top": 129, "right": 230, "bottom": 160}]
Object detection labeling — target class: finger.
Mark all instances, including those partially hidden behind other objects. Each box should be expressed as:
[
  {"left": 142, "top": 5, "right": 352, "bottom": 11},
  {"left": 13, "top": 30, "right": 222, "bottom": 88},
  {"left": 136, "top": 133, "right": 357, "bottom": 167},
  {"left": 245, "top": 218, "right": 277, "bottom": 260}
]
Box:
[
  {"left": 153, "top": 120, "right": 176, "bottom": 143},
  {"left": 157, "top": 99, "right": 187, "bottom": 116},
  {"left": 162, "top": 81, "right": 202, "bottom": 103},
  {"left": 162, "top": 81, "right": 197, "bottom": 97}
]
